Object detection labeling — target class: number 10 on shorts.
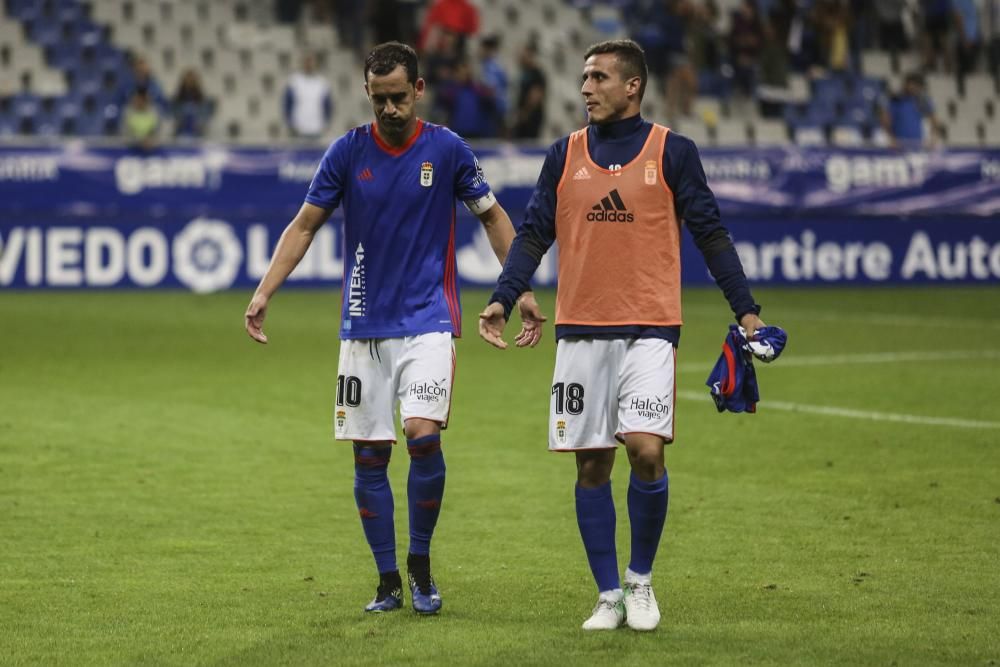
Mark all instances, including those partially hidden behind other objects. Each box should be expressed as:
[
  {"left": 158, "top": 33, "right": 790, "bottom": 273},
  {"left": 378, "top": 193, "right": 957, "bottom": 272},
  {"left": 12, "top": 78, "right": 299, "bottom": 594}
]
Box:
[{"left": 337, "top": 375, "right": 362, "bottom": 407}]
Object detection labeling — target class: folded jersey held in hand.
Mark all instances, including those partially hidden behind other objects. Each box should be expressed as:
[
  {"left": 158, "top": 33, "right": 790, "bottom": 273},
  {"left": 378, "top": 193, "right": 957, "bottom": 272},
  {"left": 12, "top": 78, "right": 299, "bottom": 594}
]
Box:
[
  {"left": 739, "top": 325, "right": 788, "bottom": 363},
  {"left": 706, "top": 325, "right": 760, "bottom": 413}
]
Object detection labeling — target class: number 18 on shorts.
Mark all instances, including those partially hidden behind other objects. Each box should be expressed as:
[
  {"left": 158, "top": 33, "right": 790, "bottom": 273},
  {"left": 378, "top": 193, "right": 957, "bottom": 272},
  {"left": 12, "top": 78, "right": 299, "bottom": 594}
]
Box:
[{"left": 549, "top": 338, "right": 676, "bottom": 451}]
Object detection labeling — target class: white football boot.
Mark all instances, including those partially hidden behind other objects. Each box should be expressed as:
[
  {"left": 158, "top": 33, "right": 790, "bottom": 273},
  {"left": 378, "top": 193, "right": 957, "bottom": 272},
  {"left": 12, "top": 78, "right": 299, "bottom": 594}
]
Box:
[
  {"left": 581, "top": 591, "right": 625, "bottom": 631},
  {"left": 623, "top": 569, "right": 661, "bottom": 631}
]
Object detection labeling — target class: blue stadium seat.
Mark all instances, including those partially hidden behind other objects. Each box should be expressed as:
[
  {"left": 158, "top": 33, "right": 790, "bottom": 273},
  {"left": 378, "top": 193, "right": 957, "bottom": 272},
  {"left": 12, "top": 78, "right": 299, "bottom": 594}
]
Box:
[
  {"left": 0, "top": 115, "right": 16, "bottom": 137},
  {"left": 783, "top": 102, "right": 805, "bottom": 125},
  {"left": 67, "top": 67, "right": 105, "bottom": 98},
  {"left": 100, "top": 104, "right": 122, "bottom": 135},
  {"left": 852, "top": 76, "right": 886, "bottom": 105},
  {"left": 791, "top": 121, "right": 828, "bottom": 146},
  {"left": 7, "top": 0, "right": 41, "bottom": 22},
  {"left": 34, "top": 111, "right": 62, "bottom": 137},
  {"left": 59, "top": 14, "right": 96, "bottom": 42},
  {"left": 74, "top": 109, "right": 106, "bottom": 137},
  {"left": 56, "top": 3, "right": 85, "bottom": 24},
  {"left": 0, "top": 96, "right": 13, "bottom": 136},
  {"left": 803, "top": 101, "right": 835, "bottom": 127},
  {"left": 46, "top": 42, "right": 80, "bottom": 70},
  {"left": 11, "top": 93, "right": 41, "bottom": 121},
  {"left": 830, "top": 123, "right": 866, "bottom": 146},
  {"left": 842, "top": 100, "right": 875, "bottom": 128},
  {"left": 26, "top": 19, "right": 63, "bottom": 47},
  {"left": 78, "top": 25, "right": 109, "bottom": 51},
  {"left": 55, "top": 92, "right": 82, "bottom": 119},
  {"left": 810, "top": 76, "right": 849, "bottom": 110}
]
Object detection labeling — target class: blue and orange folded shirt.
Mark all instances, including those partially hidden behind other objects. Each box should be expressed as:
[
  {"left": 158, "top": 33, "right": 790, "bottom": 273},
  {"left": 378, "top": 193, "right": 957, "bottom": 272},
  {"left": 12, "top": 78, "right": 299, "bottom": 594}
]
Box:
[{"left": 706, "top": 325, "right": 787, "bottom": 413}]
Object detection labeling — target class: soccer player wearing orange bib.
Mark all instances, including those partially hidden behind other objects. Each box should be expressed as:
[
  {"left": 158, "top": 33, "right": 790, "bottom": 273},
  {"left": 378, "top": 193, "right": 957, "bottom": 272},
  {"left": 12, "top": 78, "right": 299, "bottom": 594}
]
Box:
[{"left": 480, "top": 39, "right": 766, "bottom": 631}]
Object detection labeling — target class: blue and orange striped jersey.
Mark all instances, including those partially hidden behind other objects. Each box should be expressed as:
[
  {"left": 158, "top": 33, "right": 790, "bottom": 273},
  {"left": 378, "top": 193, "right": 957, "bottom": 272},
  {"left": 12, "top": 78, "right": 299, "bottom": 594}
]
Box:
[{"left": 305, "top": 120, "right": 492, "bottom": 339}]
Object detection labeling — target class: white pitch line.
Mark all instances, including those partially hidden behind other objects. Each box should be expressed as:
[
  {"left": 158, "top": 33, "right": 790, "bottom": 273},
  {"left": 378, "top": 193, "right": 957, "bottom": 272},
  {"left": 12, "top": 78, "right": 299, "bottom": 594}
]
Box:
[
  {"left": 682, "top": 305, "right": 1000, "bottom": 331},
  {"left": 679, "top": 349, "right": 1000, "bottom": 372},
  {"left": 781, "top": 311, "right": 1000, "bottom": 331},
  {"left": 677, "top": 390, "right": 1000, "bottom": 430}
]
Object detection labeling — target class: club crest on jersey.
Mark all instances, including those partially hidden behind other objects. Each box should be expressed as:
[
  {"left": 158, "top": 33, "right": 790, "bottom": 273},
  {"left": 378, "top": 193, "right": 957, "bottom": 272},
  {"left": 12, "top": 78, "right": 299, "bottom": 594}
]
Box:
[
  {"left": 420, "top": 161, "right": 434, "bottom": 187},
  {"left": 645, "top": 160, "right": 657, "bottom": 185},
  {"left": 556, "top": 420, "right": 567, "bottom": 445},
  {"left": 336, "top": 410, "right": 346, "bottom": 431}
]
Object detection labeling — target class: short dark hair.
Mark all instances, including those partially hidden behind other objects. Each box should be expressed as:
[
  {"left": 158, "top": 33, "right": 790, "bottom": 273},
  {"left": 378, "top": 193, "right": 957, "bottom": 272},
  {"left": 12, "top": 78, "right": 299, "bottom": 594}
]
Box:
[
  {"left": 365, "top": 42, "right": 419, "bottom": 85},
  {"left": 584, "top": 39, "right": 648, "bottom": 100}
]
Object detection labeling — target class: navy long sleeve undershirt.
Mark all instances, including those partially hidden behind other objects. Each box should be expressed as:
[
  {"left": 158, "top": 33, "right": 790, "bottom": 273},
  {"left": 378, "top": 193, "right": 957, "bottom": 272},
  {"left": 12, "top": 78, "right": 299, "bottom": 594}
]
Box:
[{"left": 490, "top": 114, "right": 760, "bottom": 343}]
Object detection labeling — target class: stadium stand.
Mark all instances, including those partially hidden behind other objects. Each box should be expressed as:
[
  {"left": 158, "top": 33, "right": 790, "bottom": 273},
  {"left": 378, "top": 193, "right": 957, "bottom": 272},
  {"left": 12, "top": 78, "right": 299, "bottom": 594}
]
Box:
[{"left": 0, "top": 0, "right": 997, "bottom": 146}]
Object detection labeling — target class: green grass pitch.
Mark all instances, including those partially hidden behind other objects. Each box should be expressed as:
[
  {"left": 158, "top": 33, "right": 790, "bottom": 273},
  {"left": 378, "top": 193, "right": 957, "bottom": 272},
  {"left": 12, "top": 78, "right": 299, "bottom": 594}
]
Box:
[{"left": 1, "top": 287, "right": 999, "bottom": 666}]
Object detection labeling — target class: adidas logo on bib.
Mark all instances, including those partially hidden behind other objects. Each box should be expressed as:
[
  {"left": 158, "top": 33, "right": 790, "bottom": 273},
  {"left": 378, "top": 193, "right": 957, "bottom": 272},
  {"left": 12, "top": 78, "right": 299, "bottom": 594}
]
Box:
[{"left": 586, "top": 189, "right": 634, "bottom": 223}]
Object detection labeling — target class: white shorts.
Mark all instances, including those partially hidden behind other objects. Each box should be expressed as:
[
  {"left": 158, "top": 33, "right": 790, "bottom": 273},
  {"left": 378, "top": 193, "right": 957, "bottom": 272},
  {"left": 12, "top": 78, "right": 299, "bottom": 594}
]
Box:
[
  {"left": 334, "top": 332, "right": 455, "bottom": 442},
  {"left": 549, "top": 337, "right": 676, "bottom": 451}
]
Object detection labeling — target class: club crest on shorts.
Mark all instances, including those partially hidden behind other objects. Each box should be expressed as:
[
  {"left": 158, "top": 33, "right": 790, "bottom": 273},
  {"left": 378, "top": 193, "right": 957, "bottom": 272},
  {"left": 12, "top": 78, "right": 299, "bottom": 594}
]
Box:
[
  {"left": 336, "top": 410, "right": 346, "bottom": 431},
  {"left": 556, "top": 420, "right": 567, "bottom": 445},
  {"left": 644, "top": 160, "right": 657, "bottom": 185},
  {"left": 420, "top": 161, "right": 433, "bottom": 187}
]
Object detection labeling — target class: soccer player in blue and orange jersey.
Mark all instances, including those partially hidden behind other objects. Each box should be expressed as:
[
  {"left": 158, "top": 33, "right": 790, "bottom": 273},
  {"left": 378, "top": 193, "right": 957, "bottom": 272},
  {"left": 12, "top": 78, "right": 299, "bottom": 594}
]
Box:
[
  {"left": 480, "top": 39, "right": 767, "bottom": 631},
  {"left": 245, "top": 42, "right": 544, "bottom": 615}
]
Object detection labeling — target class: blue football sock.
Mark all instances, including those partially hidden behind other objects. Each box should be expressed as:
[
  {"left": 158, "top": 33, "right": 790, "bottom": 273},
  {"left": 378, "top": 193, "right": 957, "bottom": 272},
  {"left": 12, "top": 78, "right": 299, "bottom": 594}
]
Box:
[
  {"left": 353, "top": 443, "right": 396, "bottom": 574},
  {"left": 627, "top": 470, "right": 669, "bottom": 575},
  {"left": 406, "top": 434, "right": 446, "bottom": 556},
  {"left": 575, "top": 482, "right": 620, "bottom": 592}
]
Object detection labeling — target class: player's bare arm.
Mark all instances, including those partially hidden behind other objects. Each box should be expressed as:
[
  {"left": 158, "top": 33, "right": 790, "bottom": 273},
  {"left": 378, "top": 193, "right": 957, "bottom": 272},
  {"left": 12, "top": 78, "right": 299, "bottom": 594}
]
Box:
[
  {"left": 476, "top": 201, "right": 546, "bottom": 347},
  {"left": 244, "top": 202, "right": 332, "bottom": 344}
]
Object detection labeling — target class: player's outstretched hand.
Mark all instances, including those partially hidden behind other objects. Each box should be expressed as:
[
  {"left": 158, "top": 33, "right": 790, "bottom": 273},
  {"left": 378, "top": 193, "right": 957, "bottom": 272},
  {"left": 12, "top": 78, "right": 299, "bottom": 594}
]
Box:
[
  {"left": 478, "top": 302, "right": 508, "bottom": 349},
  {"left": 514, "top": 291, "right": 547, "bottom": 348},
  {"left": 245, "top": 293, "right": 269, "bottom": 344}
]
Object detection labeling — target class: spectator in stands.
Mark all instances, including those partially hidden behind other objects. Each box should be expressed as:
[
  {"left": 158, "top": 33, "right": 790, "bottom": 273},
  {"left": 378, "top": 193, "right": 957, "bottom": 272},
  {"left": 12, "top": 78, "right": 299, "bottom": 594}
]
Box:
[
  {"left": 439, "top": 58, "right": 496, "bottom": 139},
  {"left": 879, "top": 72, "right": 943, "bottom": 148},
  {"left": 424, "top": 29, "right": 462, "bottom": 124},
  {"left": 334, "top": 0, "right": 366, "bottom": 62},
  {"left": 952, "top": 0, "right": 982, "bottom": 88},
  {"left": 756, "top": 8, "right": 792, "bottom": 118},
  {"left": 419, "top": 0, "right": 479, "bottom": 55},
  {"left": 812, "top": 0, "right": 854, "bottom": 73},
  {"left": 275, "top": 0, "right": 304, "bottom": 24},
  {"left": 511, "top": 41, "right": 547, "bottom": 139},
  {"left": 687, "top": 0, "right": 721, "bottom": 75},
  {"left": 371, "top": 0, "right": 401, "bottom": 44},
  {"left": 627, "top": 0, "right": 697, "bottom": 119},
  {"left": 425, "top": 29, "right": 461, "bottom": 86},
  {"left": 122, "top": 88, "right": 159, "bottom": 151},
  {"left": 728, "top": 0, "right": 764, "bottom": 98},
  {"left": 118, "top": 55, "right": 168, "bottom": 112},
  {"left": 283, "top": 52, "right": 332, "bottom": 140},
  {"left": 394, "top": 0, "right": 423, "bottom": 47},
  {"left": 920, "top": 0, "right": 955, "bottom": 72},
  {"left": 874, "top": 0, "right": 910, "bottom": 61},
  {"left": 987, "top": 0, "right": 1000, "bottom": 80},
  {"left": 172, "top": 69, "right": 213, "bottom": 139},
  {"left": 477, "top": 34, "right": 509, "bottom": 138},
  {"left": 369, "top": 0, "right": 422, "bottom": 47},
  {"left": 672, "top": 0, "right": 698, "bottom": 109}
]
